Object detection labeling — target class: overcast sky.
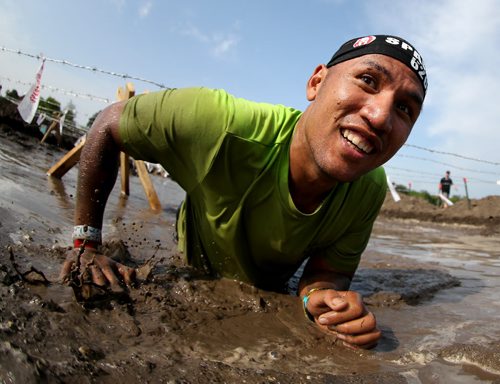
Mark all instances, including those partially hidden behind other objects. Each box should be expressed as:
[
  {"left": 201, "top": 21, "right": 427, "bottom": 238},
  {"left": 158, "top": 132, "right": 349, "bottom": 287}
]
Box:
[{"left": 0, "top": 0, "right": 498, "bottom": 198}]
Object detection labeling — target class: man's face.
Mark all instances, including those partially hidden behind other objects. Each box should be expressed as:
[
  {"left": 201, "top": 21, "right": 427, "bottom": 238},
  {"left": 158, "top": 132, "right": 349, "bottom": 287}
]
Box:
[{"left": 299, "top": 54, "right": 424, "bottom": 183}]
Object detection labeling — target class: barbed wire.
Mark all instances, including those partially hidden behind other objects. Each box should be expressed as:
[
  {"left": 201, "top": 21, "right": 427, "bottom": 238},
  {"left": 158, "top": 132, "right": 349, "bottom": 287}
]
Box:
[
  {"left": 1, "top": 75, "right": 111, "bottom": 104},
  {"left": 0, "top": 46, "right": 168, "bottom": 89},
  {"left": 403, "top": 143, "right": 500, "bottom": 166},
  {"left": 395, "top": 154, "right": 499, "bottom": 176},
  {"left": 1, "top": 45, "right": 499, "bottom": 173},
  {"left": 386, "top": 166, "right": 496, "bottom": 185},
  {"left": 386, "top": 165, "right": 441, "bottom": 178}
]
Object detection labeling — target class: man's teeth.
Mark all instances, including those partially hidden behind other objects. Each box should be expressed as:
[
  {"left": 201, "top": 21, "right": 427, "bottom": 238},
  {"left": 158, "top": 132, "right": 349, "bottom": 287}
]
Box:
[{"left": 342, "top": 129, "right": 373, "bottom": 154}]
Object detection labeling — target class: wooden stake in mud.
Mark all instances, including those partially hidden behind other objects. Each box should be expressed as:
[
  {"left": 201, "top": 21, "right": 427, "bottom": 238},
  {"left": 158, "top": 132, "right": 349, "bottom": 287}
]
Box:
[
  {"left": 46, "top": 136, "right": 86, "bottom": 178},
  {"left": 463, "top": 177, "right": 471, "bottom": 209},
  {"left": 40, "top": 112, "right": 62, "bottom": 145},
  {"left": 116, "top": 83, "right": 161, "bottom": 211},
  {"left": 116, "top": 83, "right": 134, "bottom": 196},
  {"left": 134, "top": 160, "right": 161, "bottom": 210},
  {"left": 46, "top": 82, "right": 161, "bottom": 211},
  {"left": 119, "top": 151, "right": 130, "bottom": 196}
]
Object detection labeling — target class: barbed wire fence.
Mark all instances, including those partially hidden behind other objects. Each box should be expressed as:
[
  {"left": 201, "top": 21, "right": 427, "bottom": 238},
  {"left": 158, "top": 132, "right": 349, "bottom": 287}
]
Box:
[
  {"left": 0, "top": 45, "right": 170, "bottom": 143},
  {"left": 1, "top": 45, "right": 499, "bottom": 195},
  {"left": 0, "top": 46, "right": 168, "bottom": 89}
]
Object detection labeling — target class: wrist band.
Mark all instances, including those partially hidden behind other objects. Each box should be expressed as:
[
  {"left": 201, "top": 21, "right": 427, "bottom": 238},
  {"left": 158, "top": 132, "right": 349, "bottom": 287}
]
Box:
[
  {"left": 302, "top": 287, "right": 330, "bottom": 322},
  {"left": 73, "top": 238, "right": 100, "bottom": 250},
  {"left": 72, "top": 225, "right": 102, "bottom": 243}
]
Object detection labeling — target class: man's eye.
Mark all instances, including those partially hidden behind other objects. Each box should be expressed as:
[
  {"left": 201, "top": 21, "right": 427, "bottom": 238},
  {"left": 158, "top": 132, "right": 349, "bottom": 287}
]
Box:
[
  {"left": 397, "top": 103, "right": 412, "bottom": 117},
  {"left": 360, "top": 75, "right": 376, "bottom": 87}
]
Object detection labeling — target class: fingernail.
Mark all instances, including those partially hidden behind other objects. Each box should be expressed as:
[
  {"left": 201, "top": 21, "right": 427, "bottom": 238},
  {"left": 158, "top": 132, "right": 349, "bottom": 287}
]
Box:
[
  {"left": 318, "top": 316, "right": 329, "bottom": 325},
  {"left": 335, "top": 332, "right": 345, "bottom": 340},
  {"left": 342, "top": 341, "right": 357, "bottom": 350},
  {"left": 332, "top": 298, "right": 345, "bottom": 306}
]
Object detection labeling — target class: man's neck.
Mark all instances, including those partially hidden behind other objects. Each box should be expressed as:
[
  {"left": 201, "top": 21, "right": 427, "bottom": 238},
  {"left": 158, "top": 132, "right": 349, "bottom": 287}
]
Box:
[
  {"left": 288, "top": 117, "right": 339, "bottom": 213},
  {"left": 288, "top": 177, "right": 334, "bottom": 214}
]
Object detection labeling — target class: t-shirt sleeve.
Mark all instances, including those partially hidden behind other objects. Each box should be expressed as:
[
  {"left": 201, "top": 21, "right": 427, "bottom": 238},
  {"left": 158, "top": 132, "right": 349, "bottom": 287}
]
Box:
[
  {"left": 119, "top": 87, "right": 232, "bottom": 192},
  {"left": 318, "top": 167, "right": 387, "bottom": 274}
]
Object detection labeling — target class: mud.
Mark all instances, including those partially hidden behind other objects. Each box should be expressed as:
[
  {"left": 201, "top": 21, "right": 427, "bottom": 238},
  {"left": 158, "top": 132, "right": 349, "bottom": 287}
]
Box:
[{"left": 1, "top": 125, "right": 500, "bottom": 383}]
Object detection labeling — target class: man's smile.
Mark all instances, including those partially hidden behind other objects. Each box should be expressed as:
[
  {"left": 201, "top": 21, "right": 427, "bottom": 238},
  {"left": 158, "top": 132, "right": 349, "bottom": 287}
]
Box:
[{"left": 341, "top": 128, "right": 374, "bottom": 154}]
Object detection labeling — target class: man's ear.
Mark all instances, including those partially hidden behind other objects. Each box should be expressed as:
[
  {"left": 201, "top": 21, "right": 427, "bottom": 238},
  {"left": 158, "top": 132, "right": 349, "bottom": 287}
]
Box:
[{"left": 306, "top": 64, "right": 328, "bottom": 101}]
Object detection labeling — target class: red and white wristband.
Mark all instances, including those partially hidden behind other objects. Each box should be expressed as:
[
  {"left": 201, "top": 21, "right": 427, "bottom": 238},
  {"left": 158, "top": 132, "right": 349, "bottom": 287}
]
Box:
[{"left": 72, "top": 225, "right": 102, "bottom": 249}]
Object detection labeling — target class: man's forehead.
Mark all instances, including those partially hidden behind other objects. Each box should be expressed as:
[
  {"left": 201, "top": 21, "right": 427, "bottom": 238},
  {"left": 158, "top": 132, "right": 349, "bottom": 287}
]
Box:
[
  {"left": 356, "top": 56, "right": 393, "bottom": 76},
  {"left": 338, "top": 55, "right": 425, "bottom": 101},
  {"left": 327, "top": 35, "right": 428, "bottom": 98}
]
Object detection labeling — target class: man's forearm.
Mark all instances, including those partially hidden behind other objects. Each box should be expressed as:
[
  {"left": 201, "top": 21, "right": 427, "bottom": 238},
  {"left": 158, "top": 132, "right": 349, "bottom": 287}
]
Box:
[
  {"left": 299, "top": 271, "right": 352, "bottom": 297},
  {"left": 74, "top": 108, "right": 123, "bottom": 229},
  {"left": 298, "top": 256, "right": 353, "bottom": 297}
]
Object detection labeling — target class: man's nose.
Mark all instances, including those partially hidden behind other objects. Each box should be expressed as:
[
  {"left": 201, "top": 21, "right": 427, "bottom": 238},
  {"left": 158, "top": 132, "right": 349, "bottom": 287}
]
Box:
[{"left": 360, "top": 94, "right": 393, "bottom": 133}]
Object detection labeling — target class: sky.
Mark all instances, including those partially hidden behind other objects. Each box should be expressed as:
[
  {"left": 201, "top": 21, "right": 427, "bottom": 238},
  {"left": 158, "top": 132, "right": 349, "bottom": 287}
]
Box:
[{"left": 0, "top": 0, "right": 499, "bottom": 199}]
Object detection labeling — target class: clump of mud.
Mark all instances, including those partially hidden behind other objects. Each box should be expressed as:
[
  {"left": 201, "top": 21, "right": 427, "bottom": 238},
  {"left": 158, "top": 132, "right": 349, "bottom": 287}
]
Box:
[
  {"left": 439, "top": 343, "right": 500, "bottom": 380},
  {"left": 352, "top": 267, "right": 461, "bottom": 307}
]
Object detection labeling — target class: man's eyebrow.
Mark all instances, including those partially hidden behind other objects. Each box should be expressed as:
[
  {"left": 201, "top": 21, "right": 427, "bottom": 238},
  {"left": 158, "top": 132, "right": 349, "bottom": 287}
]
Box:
[
  {"left": 361, "top": 59, "right": 424, "bottom": 107},
  {"left": 407, "top": 90, "right": 424, "bottom": 110},
  {"left": 362, "top": 60, "right": 393, "bottom": 80}
]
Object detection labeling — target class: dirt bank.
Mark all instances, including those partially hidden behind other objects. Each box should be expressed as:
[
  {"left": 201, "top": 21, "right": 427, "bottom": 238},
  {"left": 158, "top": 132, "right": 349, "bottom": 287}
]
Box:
[{"left": 379, "top": 193, "right": 500, "bottom": 236}]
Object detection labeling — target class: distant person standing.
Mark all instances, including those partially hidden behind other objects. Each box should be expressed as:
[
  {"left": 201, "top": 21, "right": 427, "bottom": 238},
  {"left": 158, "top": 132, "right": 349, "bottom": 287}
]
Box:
[{"left": 439, "top": 171, "right": 453, "bottom": 207}]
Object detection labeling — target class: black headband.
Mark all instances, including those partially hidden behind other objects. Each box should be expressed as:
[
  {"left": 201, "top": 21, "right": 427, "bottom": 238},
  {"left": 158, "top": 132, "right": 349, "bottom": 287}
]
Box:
[{"left": 327, "top": 35, "right": 428, "bottom": 96}]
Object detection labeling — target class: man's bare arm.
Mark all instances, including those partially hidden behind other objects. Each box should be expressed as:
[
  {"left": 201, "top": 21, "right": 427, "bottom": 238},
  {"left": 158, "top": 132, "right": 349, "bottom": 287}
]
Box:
[
  {"left": 59, "top": 101, "right": 134, "bottom": 288},
  {"left": 74, "top": 101, "right": 127, "bottom": 229}
]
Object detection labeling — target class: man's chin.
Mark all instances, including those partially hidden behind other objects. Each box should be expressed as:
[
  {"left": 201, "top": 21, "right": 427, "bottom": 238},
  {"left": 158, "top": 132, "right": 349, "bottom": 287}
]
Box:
[
  {"left": 328, "top": 168, "right": 376, "bottom": 183},
  {"left": 325, "top": 173, "right": 361, "bottom": 184}
]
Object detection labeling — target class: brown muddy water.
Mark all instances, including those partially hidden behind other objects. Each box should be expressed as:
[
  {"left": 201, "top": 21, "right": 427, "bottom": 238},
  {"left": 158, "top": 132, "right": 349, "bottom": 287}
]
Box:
[{"left": 1, "top": 127, "right": 500, "bottom": 383}]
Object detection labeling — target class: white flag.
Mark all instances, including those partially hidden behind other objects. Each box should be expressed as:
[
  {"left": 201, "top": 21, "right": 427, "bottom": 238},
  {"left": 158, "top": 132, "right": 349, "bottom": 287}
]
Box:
[
  {"left": 17, "top": 59, "right": 46, "bottom": 123},
  {"left": 59, "top": 109, "right": 68, "bottom": 135},
  {"left": 386, "top": 174, "right": 401, "bottom": 202},
  {"left": 438, "top": 193, "right": 454, "bottom": 206}
]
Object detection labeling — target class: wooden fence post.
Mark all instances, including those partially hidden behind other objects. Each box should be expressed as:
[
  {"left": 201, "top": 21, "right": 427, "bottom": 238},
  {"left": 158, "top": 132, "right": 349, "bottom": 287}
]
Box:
[
  {"left": 116, "top": 82, "right": 135, "bottom": 196},
  {"left": 115, "top": 82, "right": 161, "bottom": 211},
  {"left": 47, "top": 82, "right": 161, "bottom": 211},
  {"left": 46, "top": 136, "right": 86, "bottom": 178},
  {"left": 40, "top": 112, "right": 62, "bottom": 145}
]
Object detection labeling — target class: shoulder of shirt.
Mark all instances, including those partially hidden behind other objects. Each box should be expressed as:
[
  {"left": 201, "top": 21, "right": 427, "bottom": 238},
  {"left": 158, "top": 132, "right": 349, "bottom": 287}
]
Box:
[
  {"left": 361, "top": 167, "right": 387, "bottom": 188},
  {"left": 354, "top": 167, "right": 387, "bottom": 203},
  {"left": 169, "top": 87, "right": 301, "bottom": 112},
  {"left": 331, "top": 167, "right": 387, "bottom": 204}
]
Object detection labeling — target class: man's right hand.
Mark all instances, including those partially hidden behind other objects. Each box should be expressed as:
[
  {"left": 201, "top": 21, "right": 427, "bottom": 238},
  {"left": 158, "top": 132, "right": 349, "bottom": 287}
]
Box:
[
  {"left": 60, "top": 248, "right": 135, "bottom": 293},
  {"left": 304, "top": 288, "right": 381, "bottom": 349}
]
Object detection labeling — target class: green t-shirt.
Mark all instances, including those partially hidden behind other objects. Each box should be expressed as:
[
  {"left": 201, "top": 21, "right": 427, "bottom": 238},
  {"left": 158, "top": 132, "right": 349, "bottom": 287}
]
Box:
[{"left": 119, "top": 87, "right": 387, "bottom": 289}]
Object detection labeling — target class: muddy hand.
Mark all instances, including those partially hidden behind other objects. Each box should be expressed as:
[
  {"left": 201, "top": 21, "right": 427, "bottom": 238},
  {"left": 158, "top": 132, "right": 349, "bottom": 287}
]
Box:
[
  {"left": 307, "top": 289, "right": 381, "bottom": 349},
  {"left": 60, "top": 248, "right": 135, "bottom": 292}
]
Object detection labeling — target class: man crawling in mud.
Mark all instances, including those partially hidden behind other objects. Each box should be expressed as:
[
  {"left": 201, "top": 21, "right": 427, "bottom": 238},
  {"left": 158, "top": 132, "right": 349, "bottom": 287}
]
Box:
[{"left": 60, "top": 35, "right": 427, "bottom": 350}]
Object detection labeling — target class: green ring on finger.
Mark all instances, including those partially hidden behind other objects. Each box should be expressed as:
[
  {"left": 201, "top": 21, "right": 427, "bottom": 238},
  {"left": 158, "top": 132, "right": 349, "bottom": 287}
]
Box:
[{"left": 302, "top": 287, "right": 330, "bottom": 322}]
